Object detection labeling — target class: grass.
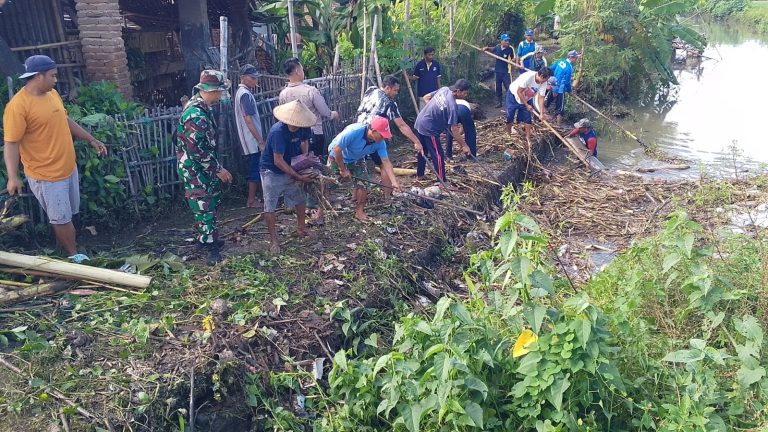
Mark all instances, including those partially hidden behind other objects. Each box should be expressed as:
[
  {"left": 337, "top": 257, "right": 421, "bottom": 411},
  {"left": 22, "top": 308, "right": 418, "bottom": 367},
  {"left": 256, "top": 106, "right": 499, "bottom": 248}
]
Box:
[{"left": 738, "top": 2, "right": 768, "bottom": 33}]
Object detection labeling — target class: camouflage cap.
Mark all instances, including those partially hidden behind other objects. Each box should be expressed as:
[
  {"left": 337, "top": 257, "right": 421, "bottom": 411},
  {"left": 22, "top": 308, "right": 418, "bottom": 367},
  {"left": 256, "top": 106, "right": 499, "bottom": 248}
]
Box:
[
  {"left": 194, "top": 70, "right": 231, "bottom": 92},
  {"left": 574, "top": 118, "right": 592, "bottom": 129}
]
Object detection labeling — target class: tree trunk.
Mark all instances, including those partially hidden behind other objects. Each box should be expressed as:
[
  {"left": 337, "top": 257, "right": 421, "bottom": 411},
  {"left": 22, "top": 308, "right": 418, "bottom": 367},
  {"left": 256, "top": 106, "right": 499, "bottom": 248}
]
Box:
[
  {"left": 0, "top": 35, "right": 23, "bottom": 78},
  {"left": 229, "top": 0, "right": 253, "bottom": 65},
  {"left": 178, "top": 0, "right": 212, "bottom": 92}
]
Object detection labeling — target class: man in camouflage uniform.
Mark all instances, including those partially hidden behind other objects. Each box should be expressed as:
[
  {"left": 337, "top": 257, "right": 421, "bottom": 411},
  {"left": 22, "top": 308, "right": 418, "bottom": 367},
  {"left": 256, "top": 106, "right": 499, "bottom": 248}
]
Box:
[{"left": 176, "top": 70, "right": 233, "bottom": 264}]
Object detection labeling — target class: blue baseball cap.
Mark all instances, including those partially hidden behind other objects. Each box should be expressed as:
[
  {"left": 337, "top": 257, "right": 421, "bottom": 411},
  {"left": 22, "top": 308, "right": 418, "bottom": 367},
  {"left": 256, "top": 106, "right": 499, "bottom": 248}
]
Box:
[
  {"left": 547, "top": 76, "right": 558, "bottom": 87},
  {"left": 499, "top": 33, "right": 510, "bottom": 41},
  {"left": 568, "top": 50, "right": 582, "bottom": 58},
  {"left": 19, "top": 55, "right": 57, "bottom": 79},
  {"left": 525, "top": 30, "right": 534, "bottom": 37}
]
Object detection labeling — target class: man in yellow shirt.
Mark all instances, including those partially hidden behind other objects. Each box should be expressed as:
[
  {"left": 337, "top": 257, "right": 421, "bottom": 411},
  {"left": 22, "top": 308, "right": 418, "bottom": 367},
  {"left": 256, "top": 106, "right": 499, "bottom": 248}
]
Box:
[{"left": 3, "top": 55, "right": 107, "bottom": 263}]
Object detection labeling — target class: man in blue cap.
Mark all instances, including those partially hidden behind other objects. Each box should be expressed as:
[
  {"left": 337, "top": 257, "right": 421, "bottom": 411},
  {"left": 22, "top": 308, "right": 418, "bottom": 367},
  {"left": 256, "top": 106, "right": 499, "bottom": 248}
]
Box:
[
  {"left": 548, "top": 50, "right": 581, "bottom": 124},
  {"left": 3, "top": 55, "right": 107, "bottom": 263},
  {"left": 484, "top": 34, "right": 514, "bottom": 108},
  {"left": 517, "top": 30, "right": 537, "bottom": 71}
]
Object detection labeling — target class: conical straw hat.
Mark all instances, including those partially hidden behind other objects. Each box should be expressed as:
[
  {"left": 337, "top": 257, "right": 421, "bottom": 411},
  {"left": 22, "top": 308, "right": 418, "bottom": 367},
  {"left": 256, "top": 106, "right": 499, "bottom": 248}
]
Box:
[{"left": 273, "top": 100, "right": 317, "bottom": 128}]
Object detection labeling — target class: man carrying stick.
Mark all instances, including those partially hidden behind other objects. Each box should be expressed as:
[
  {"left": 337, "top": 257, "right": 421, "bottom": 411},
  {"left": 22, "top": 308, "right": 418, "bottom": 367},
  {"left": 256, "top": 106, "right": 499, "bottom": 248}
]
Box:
[
  {"left": 414, "top": 79, "right": 471, "bottom": 187},
  {"left": 327, "top": 117, "right": 401, "bottom": 222},
  {"left": 356, "top": 75, "right": 422, "bottom": 199},
  {"left": 506, "top": 67, "right": 553, "bottom": 139}
]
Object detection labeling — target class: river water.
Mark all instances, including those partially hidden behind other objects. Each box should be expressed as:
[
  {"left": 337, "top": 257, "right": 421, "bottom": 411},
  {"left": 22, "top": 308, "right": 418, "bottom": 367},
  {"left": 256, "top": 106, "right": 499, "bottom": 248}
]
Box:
[{"left": 596, "top": 19, "right": 768, "bottom": 176}]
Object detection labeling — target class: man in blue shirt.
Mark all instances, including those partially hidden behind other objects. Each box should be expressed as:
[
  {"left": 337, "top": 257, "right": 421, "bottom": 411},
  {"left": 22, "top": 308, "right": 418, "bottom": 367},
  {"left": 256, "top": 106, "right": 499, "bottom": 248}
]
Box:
[
  {"left": 517, "top": 30, "right": 537, "bottom": 71},
  {"left": 483, "top": 34, "right": 514, "bottom": 108},
  {"left": 328, "top": 117, "right": 401, "bottom": 222},
  {"left": 414, "top": 79, "right": 470, "bottom": 186},
  {"left": 547, "top": 50, "right": 581, "bottom": 124},
  {"left": 260, "top": 100, "right": 316, "bottom": 254},
  {"left": 409, "top": 47, "right": 441, "bottom": 109}
]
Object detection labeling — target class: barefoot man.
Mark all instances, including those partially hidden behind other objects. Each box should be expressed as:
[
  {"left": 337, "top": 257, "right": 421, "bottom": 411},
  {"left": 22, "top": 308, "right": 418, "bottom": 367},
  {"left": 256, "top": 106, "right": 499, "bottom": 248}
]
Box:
[
  {"left": 327, "top": 116, "right": 401, "bottom": 222},
  {"left": 261, "top": 100, "right": 316, "bottom": 253}
]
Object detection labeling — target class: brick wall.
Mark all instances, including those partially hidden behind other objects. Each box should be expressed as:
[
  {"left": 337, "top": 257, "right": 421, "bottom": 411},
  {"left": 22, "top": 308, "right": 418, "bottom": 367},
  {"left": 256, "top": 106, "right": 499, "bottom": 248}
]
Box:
[{"left": 75, "top": 0, "right": 132, "bottom": 98}]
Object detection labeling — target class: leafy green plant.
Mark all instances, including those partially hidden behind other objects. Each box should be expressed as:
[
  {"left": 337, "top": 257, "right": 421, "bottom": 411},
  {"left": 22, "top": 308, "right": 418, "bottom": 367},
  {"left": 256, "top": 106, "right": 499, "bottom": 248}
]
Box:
[{"left": 319, "top": 204, "right": 623, "bottom": 431}]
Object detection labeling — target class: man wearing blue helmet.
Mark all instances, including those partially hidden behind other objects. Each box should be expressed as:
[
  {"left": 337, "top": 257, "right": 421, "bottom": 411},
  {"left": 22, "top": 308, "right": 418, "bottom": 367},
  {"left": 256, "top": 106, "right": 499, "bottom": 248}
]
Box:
[{"left": 483, "top": 34, "right": 514, "bottom": 108}]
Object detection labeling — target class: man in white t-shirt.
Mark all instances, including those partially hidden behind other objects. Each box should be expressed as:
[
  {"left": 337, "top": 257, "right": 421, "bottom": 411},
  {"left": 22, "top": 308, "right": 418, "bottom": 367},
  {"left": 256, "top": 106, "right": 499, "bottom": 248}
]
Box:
[{"left": 505, "top": 67, "right": 553, "bottom": 138}]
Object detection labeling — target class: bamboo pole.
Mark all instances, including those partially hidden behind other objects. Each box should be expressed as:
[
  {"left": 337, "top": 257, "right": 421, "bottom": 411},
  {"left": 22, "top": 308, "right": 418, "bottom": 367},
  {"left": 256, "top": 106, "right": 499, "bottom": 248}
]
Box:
[
  {"left": 0, "top": 281, "right": 73, "bottom": 305},
  {"left": 286, "top": 0, "right": 299, "bottom": 59},
  {"left": 0, "top": 252, "right": 153, "bottom": 289},
  {"left": 361, "top": 9, "right": 367, "bottom": 99},
  {"left": 530, "top": 109, "right": 593, "bottom": 170},
  {"left": 571, "top": 94, "right": 649, "bottom": 149},
  {"left": 402, "top": 70, "right": 420, "bottom": 114},
  {"left": 220, "top": 16, "right": 228, "bottom": 73},
  {"left": 372, "top": 10, "right": 383, "bottom": 88},
  {"left": 370, "top": 10, "right": 382, "bottom": 88}
]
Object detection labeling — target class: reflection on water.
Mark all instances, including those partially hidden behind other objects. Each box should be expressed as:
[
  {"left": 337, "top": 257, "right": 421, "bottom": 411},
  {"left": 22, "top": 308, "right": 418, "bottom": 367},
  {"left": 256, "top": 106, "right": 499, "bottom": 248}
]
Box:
[{"left": 597, "top": 20, "right": 768, "bottom": 176}]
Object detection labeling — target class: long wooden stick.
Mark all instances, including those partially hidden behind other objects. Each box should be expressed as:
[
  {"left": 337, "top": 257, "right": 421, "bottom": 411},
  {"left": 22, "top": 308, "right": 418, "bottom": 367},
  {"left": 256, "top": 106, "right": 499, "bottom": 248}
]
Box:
[
  {"left": 570, "top": 94, "right": 649, "bottom": 149},
  {"left": 459, "top": 39, "right": 521, "bottom": 69},
  {"left": 351, "top": 176, "right": 483, "bottom": 215},
  {"left": 529, "top": 109, "right": 592, "bottom": 169},
  {"left": 0, "top": 252, "right": 152, "bottom": 289},
  {"left": 0, "top": 281, "right": 73, "bottom": 305},
  {"left": 402, "top": 70, "right": 420, "bottom": 114}
]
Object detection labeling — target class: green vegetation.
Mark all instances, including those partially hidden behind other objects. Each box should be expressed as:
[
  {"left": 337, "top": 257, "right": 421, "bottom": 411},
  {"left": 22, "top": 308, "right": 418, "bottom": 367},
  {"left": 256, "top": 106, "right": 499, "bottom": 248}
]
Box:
[
  {"left": 314, "top": 190, "right": 768, "bottom": 430},
  {"left": 699, "top": 0, "right": 750, "bottom": 18},
  {"left": 737, "top": 2, "right": 768, "bottom": 33},
  {"left": 537, "top": 0, "right": 706, "bottom": 102}
]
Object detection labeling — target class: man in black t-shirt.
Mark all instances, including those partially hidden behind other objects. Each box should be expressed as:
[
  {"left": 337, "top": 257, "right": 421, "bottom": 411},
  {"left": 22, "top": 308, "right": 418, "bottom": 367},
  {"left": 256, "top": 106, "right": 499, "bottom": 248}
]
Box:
[{"left": 356, "top": 75, "right": 422, "bottom": 198}]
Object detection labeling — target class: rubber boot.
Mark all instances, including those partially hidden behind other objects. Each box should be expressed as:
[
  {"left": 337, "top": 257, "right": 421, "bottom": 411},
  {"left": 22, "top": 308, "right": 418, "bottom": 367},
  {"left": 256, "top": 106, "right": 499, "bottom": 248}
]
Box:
[{"left": 205, "top": 242, "right": 223, "bottom": 265}]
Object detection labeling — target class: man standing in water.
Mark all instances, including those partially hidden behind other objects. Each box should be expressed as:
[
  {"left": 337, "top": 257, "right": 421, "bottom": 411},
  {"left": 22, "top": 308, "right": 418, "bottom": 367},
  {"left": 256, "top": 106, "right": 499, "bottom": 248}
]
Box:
[
  {"left": 568, "top": 118, "right": 599, "bottom": 157},
  {"left": 3, "top": 55, "right": 108, "bottom": 263},
  {"left": 176, "top": 70, "right": 233, "bottom": 265}
]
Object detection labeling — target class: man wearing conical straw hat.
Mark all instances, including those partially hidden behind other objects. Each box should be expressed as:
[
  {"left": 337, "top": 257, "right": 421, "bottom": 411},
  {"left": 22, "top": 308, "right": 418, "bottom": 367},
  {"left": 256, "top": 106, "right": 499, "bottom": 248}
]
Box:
[{"left": 260, "top": 100, "right": 316, "bottom": 254}]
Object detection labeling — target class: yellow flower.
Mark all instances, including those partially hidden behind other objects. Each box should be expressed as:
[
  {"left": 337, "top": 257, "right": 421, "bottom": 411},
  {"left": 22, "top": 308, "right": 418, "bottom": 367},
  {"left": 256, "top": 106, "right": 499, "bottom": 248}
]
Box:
[
  {"left": 202, "top": 315, "right": 215, "bottom": 333},
  {"left": 513, "top": 329, "right": 538, "bottom": 358}
]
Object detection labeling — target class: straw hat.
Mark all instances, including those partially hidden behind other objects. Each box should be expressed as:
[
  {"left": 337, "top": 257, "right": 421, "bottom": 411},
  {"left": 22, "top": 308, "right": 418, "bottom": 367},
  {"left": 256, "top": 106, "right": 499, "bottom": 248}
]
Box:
[{"left": 273, "top": 100, "right": 317, "bottom": 128}]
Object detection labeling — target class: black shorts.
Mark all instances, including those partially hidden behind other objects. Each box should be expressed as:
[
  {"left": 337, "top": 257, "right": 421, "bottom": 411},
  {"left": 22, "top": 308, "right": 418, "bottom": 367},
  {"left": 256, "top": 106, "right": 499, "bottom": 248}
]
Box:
[{"left": 311, "top": 134, "right": 326, "bottom": 157}]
